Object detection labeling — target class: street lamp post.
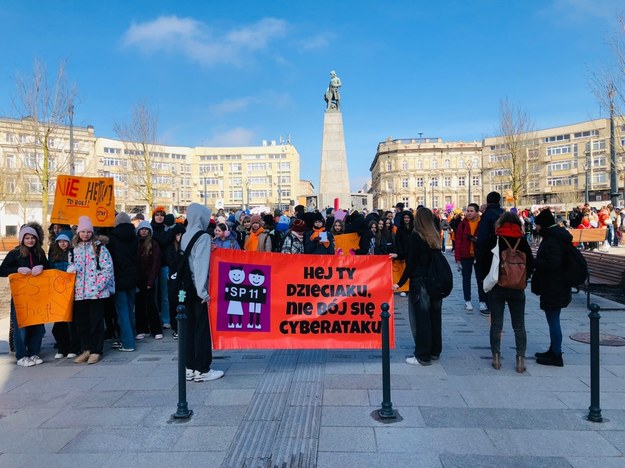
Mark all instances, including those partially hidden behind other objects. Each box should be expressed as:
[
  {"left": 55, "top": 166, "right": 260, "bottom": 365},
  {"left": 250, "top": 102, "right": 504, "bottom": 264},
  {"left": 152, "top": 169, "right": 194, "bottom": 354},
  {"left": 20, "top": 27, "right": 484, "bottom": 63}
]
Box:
[
  {"left": 609, "top": 83, "right": 619, "bottom": 207},
  {"left": 68, "top": 104, "right": 75, "bottom": 176},
  {"left": 585, "top": 147, "right": 591, "bottom": 204}
]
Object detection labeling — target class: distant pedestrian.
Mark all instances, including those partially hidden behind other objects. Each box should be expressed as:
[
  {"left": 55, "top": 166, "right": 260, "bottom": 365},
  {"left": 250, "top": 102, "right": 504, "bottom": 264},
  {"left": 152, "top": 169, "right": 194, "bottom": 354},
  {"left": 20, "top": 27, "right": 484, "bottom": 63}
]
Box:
[{"left": 454, "top": 203, "right": 487, "bottom": 312}]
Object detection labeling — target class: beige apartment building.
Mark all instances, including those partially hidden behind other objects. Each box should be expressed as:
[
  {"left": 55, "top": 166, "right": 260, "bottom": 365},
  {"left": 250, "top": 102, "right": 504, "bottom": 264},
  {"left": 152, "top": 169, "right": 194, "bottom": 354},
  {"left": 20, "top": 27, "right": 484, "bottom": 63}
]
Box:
[
  {"left": 370, "top": 137, "right": 483, "bottom": 211},
  {"left": 370, "top": 118, "right": 625, "bottom": 211},
  {"left": 483, "top": 118, "right": 625, "bottom": 207},
  {"left": 0, "top": 116, "right": 301, "bottom": 236}
]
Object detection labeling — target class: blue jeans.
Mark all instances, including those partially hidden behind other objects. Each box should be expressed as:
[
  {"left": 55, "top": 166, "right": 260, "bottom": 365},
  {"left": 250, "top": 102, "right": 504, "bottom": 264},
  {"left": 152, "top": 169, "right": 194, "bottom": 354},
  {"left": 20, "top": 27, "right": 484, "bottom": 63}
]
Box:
[
  {"left": 544, "top": 309, "right": 562, "bottom": 354},
  {"left": 114, "top": 288, "right": 136, "bottom": 349},
  {"left": 460, "top": 258, "right": 486, "bottom": 303},
  {"left": 11, "top": 301, "right": 45, "bottom": 360},
  {"left": 159, "top": 266, "right": 170, "bottom": 325},
  {"left": 441, "top": 231, "right": 449, "bottom": 252},
  {"left": 407, "top": 279, "right": 442, "bottom": 361}
]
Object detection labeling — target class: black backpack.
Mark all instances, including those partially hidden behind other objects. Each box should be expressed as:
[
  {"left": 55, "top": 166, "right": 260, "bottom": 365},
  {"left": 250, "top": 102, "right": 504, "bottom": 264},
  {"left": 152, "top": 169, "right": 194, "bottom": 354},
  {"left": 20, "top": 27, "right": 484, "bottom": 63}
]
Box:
[
  {"left": 425, "top": 248, "right": 453, "bottom": 299},
  {"left": 266, "top": 229, "right": 284, "bottom": 253},
  {"left": 170, "top": 231, "right": 207, "bottom": 304},
  {"left": 563, "top": 242, "right": 589, "bottom": 287}
]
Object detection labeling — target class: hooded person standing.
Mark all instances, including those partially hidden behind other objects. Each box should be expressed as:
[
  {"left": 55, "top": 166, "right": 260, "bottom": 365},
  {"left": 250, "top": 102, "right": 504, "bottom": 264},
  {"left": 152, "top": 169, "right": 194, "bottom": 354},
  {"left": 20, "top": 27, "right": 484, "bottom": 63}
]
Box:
[
  {"left": 180, "top": 203, "right": 224, "bottom": 382},
  {"left": 150, "top": 206, "right": 174, "bottom": 329},
  {"left": 531, "top": 208, "right": 572, "bottom": 367}
]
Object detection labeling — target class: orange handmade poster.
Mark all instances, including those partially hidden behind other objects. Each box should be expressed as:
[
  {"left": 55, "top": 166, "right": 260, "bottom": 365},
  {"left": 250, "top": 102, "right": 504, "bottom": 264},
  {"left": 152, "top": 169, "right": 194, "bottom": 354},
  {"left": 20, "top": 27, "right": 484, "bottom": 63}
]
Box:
[
  {"left": 9, "top": 270, "right": 75, "bottom": 327},
  {"left": 334, "top": 232, "right": 360, "bottom": 255},
  {"left": 209, "top": 249, "right": 395, "bottom": 350},
  {"left": 50, "top": 175, "right": 115, "bottom": 227}
]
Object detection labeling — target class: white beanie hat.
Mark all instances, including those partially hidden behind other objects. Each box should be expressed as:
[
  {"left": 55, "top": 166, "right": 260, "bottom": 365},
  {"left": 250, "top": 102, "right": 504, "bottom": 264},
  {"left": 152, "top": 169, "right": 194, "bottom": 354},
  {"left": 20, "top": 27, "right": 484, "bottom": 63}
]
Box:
[{"left": 77, "top": 216, "right": 94, "bottom": 233}]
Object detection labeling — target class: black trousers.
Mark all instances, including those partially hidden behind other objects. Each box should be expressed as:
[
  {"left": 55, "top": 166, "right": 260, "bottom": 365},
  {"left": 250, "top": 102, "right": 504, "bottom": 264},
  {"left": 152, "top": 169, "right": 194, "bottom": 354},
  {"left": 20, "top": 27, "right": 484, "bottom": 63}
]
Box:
[
  {"left": 74, "top": 299, "right": 105, "bottom": 355},
  {"left": 52, "top": 321, "right": 80, "bottom": 355},
  {"left": 136, "top": 288, "right": 162, "bottom": 336},
  {"left": 408, "top": 279, "right": 442, "bottom": 360},
  {"left": 185, "top": 299, "right": 213, "bottom": 374}
]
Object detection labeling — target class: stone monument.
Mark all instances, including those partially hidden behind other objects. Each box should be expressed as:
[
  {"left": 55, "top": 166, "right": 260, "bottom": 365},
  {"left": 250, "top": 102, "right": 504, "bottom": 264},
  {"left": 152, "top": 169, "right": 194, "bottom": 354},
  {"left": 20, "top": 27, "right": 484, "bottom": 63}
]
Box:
[{"left": 319, "top": 71, "right": 351, "bottom": 210}]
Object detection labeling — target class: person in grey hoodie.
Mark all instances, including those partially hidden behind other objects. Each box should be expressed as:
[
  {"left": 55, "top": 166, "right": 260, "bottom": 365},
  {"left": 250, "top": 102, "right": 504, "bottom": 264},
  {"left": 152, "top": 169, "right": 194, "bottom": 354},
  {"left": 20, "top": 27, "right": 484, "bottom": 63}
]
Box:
[{"left": 181, "top": 203, "right": 224, "bottom": 383}]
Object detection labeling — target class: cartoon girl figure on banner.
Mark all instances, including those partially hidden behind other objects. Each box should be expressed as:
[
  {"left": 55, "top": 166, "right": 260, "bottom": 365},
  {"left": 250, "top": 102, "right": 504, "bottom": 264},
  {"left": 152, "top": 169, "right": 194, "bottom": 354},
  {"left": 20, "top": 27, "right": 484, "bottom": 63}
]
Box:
[
  {"left": 247, "top": 269, "right": 267, "bottom": 329},
  {"left": 225, "top": 266, "right": 245, "bottom": 328}
]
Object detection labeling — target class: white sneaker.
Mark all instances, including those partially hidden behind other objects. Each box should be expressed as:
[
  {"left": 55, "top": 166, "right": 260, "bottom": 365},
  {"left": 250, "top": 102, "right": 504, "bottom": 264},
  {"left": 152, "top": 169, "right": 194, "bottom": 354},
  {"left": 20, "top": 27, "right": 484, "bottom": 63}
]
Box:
[
  {"left": 479, "top": 302, "right": 488, "bottom": 312},
  {"left": 162, "top": 323, "right": 171, "bottom": 329},
  {"left": 16, "top": 357, "right": 35, "bottom": 367},
  {"left": 186, "top": 368, "right": 197, "bottom": 381},
  {"left": 54, "top": 353, "right": 64, "bottom": 359},
  {"left": 154, "top": 334, "right": 163, "bottom": 340},
  {"left": 465, "top": 301, "right": 474, "bottom": 311},
  {"left": 400, "top": 292, "right": 407, "bottom": 297},
  {"left": 30, "top": 355, "right": 43, "bottom": 365},
  {"left": 135, "top": 333, "right": 145, "bottom": 340},
  {"left": 67, "top": 353, "right": 77, "bottom": 359},
  {"left": 194, "top": 369, "right": 224, "bottom": 382}
]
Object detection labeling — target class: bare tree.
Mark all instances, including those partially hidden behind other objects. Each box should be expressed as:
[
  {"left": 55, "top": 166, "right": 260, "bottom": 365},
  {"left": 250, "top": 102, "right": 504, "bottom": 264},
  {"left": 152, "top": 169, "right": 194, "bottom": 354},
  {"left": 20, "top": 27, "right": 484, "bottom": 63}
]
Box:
[
  {"left": 113, "top": 100, "right": 160, "bottom": 208},
  {"left": 496, "top": 98, "right": 536, "bottom": 205},
  {"left": 11, "top": 59, "right": 77, "bottom": 231}
]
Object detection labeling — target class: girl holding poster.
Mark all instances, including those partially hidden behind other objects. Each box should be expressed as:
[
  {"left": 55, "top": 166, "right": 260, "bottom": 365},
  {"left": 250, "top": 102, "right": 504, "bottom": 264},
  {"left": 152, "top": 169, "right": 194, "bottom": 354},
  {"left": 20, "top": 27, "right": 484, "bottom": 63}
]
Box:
[
  {"left": 0, "top": 223, "right": 49, "bottom": 367},
  {"left": 68, "top": 216, "right": 115, "bottom": 365}
]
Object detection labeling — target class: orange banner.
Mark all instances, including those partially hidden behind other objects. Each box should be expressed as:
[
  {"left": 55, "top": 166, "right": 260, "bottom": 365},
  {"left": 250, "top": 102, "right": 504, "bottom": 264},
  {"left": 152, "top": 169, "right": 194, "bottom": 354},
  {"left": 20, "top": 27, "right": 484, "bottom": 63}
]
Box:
[
  {"left": 9, "top": 270, "right": 75, "bottom": 327},
  {"left": 209, "top": 249, "right": 395, "bottom": 350},
  {"left": 334, "top": 232, "right": 360, "bottom": 255},
  {"left": 51, "top": 175, "right": 115, "bottom": 227},
  {"left": 392, "top": 260, "right": 410, "bottom": 292}
]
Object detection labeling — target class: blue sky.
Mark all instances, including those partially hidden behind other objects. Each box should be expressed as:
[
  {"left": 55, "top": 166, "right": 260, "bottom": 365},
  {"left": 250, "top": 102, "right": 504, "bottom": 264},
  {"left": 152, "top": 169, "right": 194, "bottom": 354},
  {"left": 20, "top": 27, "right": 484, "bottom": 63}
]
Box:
[{"left": 0, "top": 0, "right": 622, "bottom": 192}]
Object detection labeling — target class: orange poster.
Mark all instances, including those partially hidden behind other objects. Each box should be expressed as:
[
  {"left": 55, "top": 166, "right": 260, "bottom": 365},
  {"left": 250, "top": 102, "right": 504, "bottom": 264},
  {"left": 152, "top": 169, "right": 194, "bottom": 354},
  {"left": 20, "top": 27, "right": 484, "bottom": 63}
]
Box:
[
  {"left": 334, "top": 232, "right": 360, "bottom": 255},
  {"left": 50, "top": 175, "right": 115, "bottom": 227},
  {"left": 9, "top": 270, "right": 75, "bottom": 327},
  {"left": 392, "top": 260, "right": 410, "bottom": 292},
  {"left": 208, "top": 249, "right": 395, "bottom": 350}
]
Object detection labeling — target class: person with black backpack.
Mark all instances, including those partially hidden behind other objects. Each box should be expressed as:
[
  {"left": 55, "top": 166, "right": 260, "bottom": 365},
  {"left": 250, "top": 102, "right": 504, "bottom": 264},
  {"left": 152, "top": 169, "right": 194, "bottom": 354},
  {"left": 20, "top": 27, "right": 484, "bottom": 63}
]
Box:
[
  {"left": 531, "top": 209, "right": 573, "bottom": 367},
  {"left": 479, "top": 212, "right": 534, "bottom": 373},
  {"left": 393, "top": 208, "right": 447, "bottom": 366},
  {"left": 180, "top": 203, "right": 224, "bottom": 382}
]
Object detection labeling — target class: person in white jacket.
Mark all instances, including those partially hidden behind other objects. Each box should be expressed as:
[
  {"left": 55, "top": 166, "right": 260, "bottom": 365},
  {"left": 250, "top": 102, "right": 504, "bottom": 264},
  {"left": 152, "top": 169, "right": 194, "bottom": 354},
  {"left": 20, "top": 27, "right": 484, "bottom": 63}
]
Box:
[{"left": 181, "top": 203, "right": 224, "bottom": 383}]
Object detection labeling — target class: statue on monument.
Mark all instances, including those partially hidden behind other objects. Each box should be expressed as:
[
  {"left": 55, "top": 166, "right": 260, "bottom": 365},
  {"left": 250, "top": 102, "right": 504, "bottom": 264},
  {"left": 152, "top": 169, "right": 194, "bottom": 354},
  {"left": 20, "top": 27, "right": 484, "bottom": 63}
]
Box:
[{"left": 324, "top": 70, "right": 342, "bottom": 111}]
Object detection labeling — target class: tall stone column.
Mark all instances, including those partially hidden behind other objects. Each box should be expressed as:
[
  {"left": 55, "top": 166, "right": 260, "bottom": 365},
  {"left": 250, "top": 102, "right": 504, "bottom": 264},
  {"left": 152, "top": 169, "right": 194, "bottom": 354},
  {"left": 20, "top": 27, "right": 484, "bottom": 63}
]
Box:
[{"left": 319, "top": 115, "right": 351, "bottom": 212}]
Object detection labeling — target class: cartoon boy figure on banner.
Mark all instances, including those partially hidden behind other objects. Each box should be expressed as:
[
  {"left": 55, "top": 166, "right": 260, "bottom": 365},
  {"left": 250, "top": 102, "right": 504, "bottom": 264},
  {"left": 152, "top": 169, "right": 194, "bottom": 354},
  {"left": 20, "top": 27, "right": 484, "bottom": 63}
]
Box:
[
  {"left": 247, "top": 269, "right": 267, "bottom": 329},
  {"left": 225, "top": 266, "right": 245, "bottom": 328}
]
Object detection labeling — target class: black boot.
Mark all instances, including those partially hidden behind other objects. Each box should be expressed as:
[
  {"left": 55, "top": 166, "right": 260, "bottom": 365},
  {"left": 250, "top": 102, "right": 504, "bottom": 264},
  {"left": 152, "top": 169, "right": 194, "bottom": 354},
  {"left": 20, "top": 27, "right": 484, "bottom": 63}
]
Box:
[
  {"left": 536, "top": 352, "right": 563, "bottom": 367},
  {"left": 534, "top": 347, "right": 552, "bottom": 359}
]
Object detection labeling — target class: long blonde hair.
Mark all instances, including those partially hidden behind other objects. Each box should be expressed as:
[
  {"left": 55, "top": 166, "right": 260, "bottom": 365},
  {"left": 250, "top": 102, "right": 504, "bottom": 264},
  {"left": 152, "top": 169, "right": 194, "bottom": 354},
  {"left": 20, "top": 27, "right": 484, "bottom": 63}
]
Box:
[{"left": 414, "top": 208, "right": 441, "bottom": 249}]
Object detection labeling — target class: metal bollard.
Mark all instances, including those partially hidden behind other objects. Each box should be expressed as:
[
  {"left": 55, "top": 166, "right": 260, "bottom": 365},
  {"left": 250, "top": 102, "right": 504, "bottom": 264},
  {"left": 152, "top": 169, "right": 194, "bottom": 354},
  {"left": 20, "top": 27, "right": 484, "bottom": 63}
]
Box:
[
  {"left": 173, "top": 304, "right": 193, "bottom": 419},
  {"left": 377, "top": 302, "right": 397, "bottom": 419},
  {"left": 587, "top": 303, "right": 603, "bottom": 423}
]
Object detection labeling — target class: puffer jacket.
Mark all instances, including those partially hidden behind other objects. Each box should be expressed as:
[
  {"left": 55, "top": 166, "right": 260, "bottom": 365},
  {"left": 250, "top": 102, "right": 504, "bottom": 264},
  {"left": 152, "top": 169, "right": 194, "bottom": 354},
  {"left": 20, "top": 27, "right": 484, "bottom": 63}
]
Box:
[
  {"left": 531, "top": 225, "right": 573, "bottom": 310},
  {"left": 70, "top": 240, "right": 115, "bottom": 300}
]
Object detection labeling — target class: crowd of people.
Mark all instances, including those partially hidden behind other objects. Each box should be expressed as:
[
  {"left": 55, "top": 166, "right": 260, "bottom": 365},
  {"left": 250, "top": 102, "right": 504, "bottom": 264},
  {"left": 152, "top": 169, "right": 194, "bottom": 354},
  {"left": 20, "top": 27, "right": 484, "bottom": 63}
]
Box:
[{"left": 2, "top": 192, "right": 612, "bottom": 377}]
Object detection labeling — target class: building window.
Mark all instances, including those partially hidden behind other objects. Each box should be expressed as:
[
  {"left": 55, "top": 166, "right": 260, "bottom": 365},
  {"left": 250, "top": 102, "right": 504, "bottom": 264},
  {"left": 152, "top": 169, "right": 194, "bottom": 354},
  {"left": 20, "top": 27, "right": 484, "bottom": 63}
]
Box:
[
  {"left": 402, "top": 197, "right": 409, "bottom": 208},
  {"left": 444, "top": 159, "right": 450, "bottom": 169},
  {"left": 472, "top": 158, "right": 480, "bottom": 168},
  {"left": 402, "top": 160, "right": 408, "bottom": 170},
  {"left": 458, "top": 176, "right": 466, "bottom": 187},
  {"left": 490, "top": 169, "right": 511, "bottom": 177},
  {"left": 416, "top": 177, "right": 424, "bottom": 187},
  {"left": 416, "top": 159, "right": 422, "bottom": 170},
  {"left": 591, "top": 140, "right": 606, "bottom": 151},
  {"left": 444, "top": 176, "right": 451, "bottom": 187},
  {"left": 6, "top": 154, "right": 15, "bottom": 168},
  {"left": 472, "top": 175, "right": 480, "bottom": 186},
  {"left": 433, "top": 196, "right": 439, "bottom": 208},
  {"left": 229, "top": 163, "right": 241, "bottom": 172},
  {"left": 386, "top": 161, "right": 392, "bottom": 171},
  {"left": 544, "top": 134, "right": 570, "bottom": 143},
  {"left": 459, "top": 159, "right": 465, "bottom": 169},
  {"left": 431, "top": 177, "right": 439, "bottom": 187},
  {"left": 546, "top": 145, "right": 571, "bottom": 156},
  {"left": 401, "top": 177, "right": 408, "bottom": 188},
  {"left": 592, "top": 173, "right": 607, "bottom": 184},
  {"left": 432, "top": 159, "right": 437, "bottom": 169}
]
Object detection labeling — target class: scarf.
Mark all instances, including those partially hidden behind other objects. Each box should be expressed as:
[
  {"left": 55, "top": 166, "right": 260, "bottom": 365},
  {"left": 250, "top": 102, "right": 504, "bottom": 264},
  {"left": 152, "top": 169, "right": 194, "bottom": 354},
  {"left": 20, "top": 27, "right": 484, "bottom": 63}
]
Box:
[
  {"left": 310, "top": 227, "right": 330, "bottom": 248},
  {"left": 245, "top": 227, "right": 264, "bottom": 251},
  {"left": 291, "top": 231, "right": 304, "bottom": 241},
  {"left": 495, "top": 223, "right": 523, "bottom": 238}
]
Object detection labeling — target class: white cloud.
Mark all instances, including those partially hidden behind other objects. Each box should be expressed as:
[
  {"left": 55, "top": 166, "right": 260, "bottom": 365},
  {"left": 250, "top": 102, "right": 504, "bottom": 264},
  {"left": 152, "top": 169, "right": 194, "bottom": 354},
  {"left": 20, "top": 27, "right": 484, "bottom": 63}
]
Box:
[
  {"left": 205, "top": 127, "right": 256, "bottom": 146},
  {"left": 208, "top": 91, "right": 294, "bottom": 116},
  {"left": 541, "top": 0, "right": 622, "bottom": 24},
  {"left": 296, "top": 32, "right": 335, "bottom": 52},
  {"left": 122, "top": 16, "right": 287, "bottom": 66}
]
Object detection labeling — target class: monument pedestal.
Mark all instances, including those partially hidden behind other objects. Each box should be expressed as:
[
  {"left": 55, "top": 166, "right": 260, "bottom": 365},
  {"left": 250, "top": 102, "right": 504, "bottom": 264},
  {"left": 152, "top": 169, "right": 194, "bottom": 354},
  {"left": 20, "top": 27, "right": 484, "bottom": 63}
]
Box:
[{"left": 319, "top": 111, "right": 351, "bottom": 210}]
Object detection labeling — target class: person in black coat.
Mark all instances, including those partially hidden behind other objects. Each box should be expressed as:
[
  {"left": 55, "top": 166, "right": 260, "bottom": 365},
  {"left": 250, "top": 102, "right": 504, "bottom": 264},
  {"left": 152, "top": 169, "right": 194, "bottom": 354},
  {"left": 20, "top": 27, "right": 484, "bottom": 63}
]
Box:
[
  {"left": 107, "top": 212, "right": 139, "bottom": 351},
  {"left": 531, "top": 209, "right": 572, "bottom": 367},
  {"left": 151, "top": 206, "right": 175, "bottom": 328}
]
